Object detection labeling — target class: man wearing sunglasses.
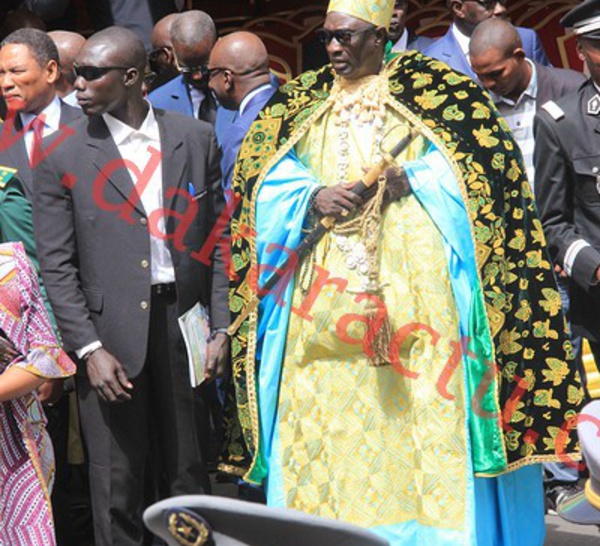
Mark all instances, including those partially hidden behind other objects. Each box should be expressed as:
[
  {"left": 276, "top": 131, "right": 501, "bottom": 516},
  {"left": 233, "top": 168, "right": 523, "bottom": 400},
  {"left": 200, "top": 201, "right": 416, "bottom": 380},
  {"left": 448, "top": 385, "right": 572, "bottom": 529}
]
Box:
[
  {"left": 225, "top": 0, "right": 582, "bottom": 544},
  {"left": 33, "top": 26, "right": 229, "bottom": 546},
  {"left": 424, "top": 0, "right": 550, "bottom": 82},
  {"left": 149, "top": 10, "right": 219, "bottom": 125},
  {"left": 207, "top": 31, "right": 278, "bottom": 194},
  {"left": 147, "top": 13, "right": 180, "bottom": 93}
]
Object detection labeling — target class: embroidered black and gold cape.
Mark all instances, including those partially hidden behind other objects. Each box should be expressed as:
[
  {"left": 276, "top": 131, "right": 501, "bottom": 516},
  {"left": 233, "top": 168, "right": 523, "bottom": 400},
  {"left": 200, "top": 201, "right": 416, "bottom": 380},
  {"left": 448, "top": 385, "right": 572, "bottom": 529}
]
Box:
[{"left": 222, "top": 51, "right": 584, "bottom": 482}]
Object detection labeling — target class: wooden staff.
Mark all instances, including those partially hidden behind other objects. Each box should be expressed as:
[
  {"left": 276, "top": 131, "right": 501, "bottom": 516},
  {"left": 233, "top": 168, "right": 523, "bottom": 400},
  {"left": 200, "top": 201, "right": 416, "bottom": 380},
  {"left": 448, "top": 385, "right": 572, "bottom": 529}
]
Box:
[{"left": 228, "top": 129, "right": 416, "bottom": 336}]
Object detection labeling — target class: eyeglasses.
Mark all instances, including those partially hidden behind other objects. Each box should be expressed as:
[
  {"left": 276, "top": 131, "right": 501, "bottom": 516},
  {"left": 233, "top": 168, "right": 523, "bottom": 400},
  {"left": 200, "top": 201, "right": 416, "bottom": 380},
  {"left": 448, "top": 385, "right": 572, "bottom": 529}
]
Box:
[
  {"left": 72, "top": 64, "right": 132, "bottom": 81},
  {"left": 315, "top": 26, "right": 375, "bottom": 45},
  {"left": 470, "top": 0, "right": 506, "bottom": 10},
  {"left": 206, "top": 66, "right": 263, "bottom": 80},
  {"left": 178, "top": 64, "right": 210, "bottom": 79}
]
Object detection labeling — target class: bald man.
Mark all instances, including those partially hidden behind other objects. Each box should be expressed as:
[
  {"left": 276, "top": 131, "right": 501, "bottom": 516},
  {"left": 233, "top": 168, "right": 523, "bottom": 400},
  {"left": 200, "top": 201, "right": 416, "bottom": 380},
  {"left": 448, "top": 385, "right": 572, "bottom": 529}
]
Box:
[
  {"left": 148, "top": 13, "right": 179, "bottom": 91},
  {"left": 48, "top": 30, "right": 85, "bottom": 106},
  {"left": 33, "top": 26, "right": 229, "bottom": 546},
  {"left": 208, "top": 31, "right": 278, "bottom": 192}
]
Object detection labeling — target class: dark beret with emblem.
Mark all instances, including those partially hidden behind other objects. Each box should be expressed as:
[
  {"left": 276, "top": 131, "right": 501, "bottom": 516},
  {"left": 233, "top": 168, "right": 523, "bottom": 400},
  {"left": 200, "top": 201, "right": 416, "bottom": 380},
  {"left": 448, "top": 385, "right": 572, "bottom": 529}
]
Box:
[
  {"left": 562, "top": 0, "right": 600, "bottom": 38},
  {"left": 144, "top": 495, "right": 390, "bottom": 546}
]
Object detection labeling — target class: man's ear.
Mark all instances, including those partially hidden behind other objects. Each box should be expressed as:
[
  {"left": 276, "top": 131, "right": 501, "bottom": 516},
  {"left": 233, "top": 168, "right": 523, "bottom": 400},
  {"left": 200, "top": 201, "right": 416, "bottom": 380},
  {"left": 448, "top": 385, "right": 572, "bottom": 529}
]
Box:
[
  {"left": 375, "top": 27, "right": 387, "bottom": 45},
  {"left": 223, "top": 70, "right": 235, "bottom": 91},
  {"left": 45, "top": 59, "right": 60, "bottom": 85},
  {"left": 513, "top": 47, "right": 526, "bottom": 61},
  {"left": 449, "top": 0, "right": 465, "bottom": 20},
  {"left": 123, "top": 67, "right": 140, "bottom": 87},
  {"left": 576, "top": 38, "right": 587, "bottom": 61}
]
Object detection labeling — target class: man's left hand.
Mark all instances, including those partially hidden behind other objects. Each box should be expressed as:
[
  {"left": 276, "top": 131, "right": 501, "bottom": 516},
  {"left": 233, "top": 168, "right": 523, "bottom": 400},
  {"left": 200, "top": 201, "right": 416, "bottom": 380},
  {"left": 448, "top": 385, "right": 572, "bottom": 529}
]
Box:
[{"left": 205, "top": 333, "right": 230, "bottom": 382}]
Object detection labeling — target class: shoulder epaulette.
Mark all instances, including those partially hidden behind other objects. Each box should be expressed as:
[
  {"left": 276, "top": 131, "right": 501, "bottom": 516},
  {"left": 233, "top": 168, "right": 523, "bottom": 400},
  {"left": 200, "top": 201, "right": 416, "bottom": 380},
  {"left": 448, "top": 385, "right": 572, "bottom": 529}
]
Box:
[
  {"left": 541, "top": 100, "right": 565, "bottom": 121},
  {"left": 0, "top": 166, "right": 17, "bottom": 189}
]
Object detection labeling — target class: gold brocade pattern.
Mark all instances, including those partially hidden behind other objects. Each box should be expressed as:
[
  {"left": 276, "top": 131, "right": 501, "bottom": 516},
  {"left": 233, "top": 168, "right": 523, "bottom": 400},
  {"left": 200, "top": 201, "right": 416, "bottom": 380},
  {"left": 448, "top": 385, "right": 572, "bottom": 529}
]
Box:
[{"left": 276, "top": 89, "right": 468, "bottom": 528}]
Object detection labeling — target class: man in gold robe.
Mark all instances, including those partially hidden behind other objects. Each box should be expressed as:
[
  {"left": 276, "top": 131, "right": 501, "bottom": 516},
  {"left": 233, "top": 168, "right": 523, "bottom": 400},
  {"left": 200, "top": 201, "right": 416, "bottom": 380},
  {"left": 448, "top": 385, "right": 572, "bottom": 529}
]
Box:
[{"left": 225, "top": 1, "right": 584, "bottom": 544}]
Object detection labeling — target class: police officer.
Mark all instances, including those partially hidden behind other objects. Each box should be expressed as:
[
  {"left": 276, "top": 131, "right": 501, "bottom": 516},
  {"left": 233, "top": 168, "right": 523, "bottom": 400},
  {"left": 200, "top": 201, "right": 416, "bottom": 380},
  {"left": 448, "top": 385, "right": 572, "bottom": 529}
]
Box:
[{"left": 534, "top": 0, "right": 600, "bottom": 380}]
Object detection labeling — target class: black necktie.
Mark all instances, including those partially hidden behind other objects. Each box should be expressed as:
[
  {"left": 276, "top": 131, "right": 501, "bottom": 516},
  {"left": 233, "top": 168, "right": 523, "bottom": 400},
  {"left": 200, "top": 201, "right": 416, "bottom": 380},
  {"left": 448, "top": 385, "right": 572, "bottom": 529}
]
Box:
[{"left": 198, "top": 92, "right": 216, "bottom": 126}]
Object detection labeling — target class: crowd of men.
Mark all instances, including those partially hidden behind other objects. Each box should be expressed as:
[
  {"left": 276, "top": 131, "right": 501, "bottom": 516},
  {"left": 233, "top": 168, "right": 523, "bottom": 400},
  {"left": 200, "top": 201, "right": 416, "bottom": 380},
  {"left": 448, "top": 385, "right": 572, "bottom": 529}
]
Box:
[{"left": 1, "top": 0, "right": 600, "bottom": 545}]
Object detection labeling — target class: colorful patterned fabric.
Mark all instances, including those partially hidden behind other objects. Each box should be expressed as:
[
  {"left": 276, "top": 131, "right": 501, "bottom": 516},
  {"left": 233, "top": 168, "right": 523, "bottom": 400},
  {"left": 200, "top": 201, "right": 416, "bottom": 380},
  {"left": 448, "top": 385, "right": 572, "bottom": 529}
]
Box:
[
  {"left": 0, "top": 242, "right": 75, "bottom": 546},
  {"left": 224, "top": 50, "right": 584, "bottom": 480},
  {"left": 327, "top": 0, "right": 394, "bottom": 29}
]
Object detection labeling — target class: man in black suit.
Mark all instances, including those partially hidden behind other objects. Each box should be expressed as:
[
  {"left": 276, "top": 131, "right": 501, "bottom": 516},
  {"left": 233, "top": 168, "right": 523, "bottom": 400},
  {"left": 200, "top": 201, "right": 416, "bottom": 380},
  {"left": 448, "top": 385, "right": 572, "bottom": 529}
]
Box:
[
  {"left": 0, "top": 27, "right": 80, "bottom": 199},
  {"left": 33, "top": 26, "right": 230, "bottom": 546}
]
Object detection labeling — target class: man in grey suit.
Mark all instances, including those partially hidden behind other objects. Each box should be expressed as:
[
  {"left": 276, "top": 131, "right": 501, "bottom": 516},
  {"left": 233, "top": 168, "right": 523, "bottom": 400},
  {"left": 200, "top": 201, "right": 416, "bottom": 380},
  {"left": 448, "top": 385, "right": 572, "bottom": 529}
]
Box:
[
  {"left": 33, "top": 26, "right": 230, "bottom": 546},
  {"left": 0, "top": 27, "right": 82, "bottom": 546},
  {"left": 0, "top": 28, "right": 81, "bottom": 199}
]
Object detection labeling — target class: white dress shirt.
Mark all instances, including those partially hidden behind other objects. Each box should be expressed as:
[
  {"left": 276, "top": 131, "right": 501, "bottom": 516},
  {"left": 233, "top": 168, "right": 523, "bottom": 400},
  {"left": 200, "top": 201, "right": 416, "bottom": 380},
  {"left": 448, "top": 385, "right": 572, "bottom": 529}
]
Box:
[
  {"left": 491, "top": 60, "right": 538, "bottom": 188},
  {"left": 451, "top": 24, "right": 472, "bottom": 65},
  {"left": 239, "top": 84, "right": 272, "bottom": 116},
  {"left": 189, "top": 86, "right": 205, "bottom": 118},
  {"left": 78, "top": 105, "right": 175, "bottom": 359},
  {"left": 391, "top": 28, "right": 409, "bottom": 53},
  {"left": 102, "top": 105, "right": 175, "bottom": 285}
]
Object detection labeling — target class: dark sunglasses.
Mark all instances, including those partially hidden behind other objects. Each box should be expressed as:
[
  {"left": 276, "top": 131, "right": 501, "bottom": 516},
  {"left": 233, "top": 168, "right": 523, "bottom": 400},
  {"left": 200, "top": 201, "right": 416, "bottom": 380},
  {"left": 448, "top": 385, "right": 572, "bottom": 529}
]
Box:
[
  {"left": 471, "top": 0, "right": 506, "bottom": 9},
  {"left": 178, "top": 64, "right": 210, "bottom": 78},
  {"left": 315, "top": 26, "right": 375, "bottom": 45},
  {"left": 148, "top": 46, "right": 172, "bottom": 62},
  {"left": 72, "top": 64, "right": 132, "bottom": 81}
]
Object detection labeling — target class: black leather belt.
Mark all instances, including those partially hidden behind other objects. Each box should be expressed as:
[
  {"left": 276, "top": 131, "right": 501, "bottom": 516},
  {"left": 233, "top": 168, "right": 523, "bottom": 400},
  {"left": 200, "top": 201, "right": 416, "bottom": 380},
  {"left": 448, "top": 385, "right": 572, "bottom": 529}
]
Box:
[{"left": 151, "top": 283, "right": 176, "bottom": 296}]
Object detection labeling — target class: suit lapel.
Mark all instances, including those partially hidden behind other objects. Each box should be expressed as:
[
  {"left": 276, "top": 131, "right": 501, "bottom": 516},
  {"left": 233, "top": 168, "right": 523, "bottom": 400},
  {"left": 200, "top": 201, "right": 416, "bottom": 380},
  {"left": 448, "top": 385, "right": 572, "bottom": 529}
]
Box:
[
  {"left": 175, "top": 76, "right": 194, "bottom": 117},
  {"left": 86, "top": 116, "right": 146, "bottom": 217},
  {"left": 445, "top": 32, "right": 476, "bottom": 80},
  {"left": 535, "top": 63, "right": 550, "bottom": 109},
  {"left": 2, "top": 115, "right": 34, "bottom": 199},
  {"left": 155, "top": 110, "right": 185, "bottom": 215}
]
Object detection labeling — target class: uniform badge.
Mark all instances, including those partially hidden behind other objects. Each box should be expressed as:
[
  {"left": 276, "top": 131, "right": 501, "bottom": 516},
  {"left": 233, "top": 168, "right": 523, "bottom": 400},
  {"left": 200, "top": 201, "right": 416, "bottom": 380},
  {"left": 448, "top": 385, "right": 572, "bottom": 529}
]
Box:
[{"left": 588, "top": 94, "right": 600, "bottom": 115}]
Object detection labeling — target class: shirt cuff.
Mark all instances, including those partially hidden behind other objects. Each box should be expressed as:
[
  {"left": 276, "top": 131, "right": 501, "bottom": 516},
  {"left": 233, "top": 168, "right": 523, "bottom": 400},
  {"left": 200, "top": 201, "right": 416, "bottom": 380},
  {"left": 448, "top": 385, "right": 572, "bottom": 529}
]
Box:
[{"left": 76, "top": 340, "right": 103, "bottom": 360}]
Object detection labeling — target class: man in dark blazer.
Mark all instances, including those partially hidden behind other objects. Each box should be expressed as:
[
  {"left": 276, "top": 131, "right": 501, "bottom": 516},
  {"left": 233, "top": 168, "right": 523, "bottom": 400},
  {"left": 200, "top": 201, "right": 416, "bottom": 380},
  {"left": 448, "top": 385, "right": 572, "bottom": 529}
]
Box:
[
  {"left": 0, "top": 28, "right": 81, "bottom": 200},
  {"left": 424, "top": 0, "right": 550, "bottom": 81},
  {"left": 208, "top": 32, "right": 278, "bottom": 193},
  {"left": 33, "top": 27, "right": 230, "bottom": 546}
]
